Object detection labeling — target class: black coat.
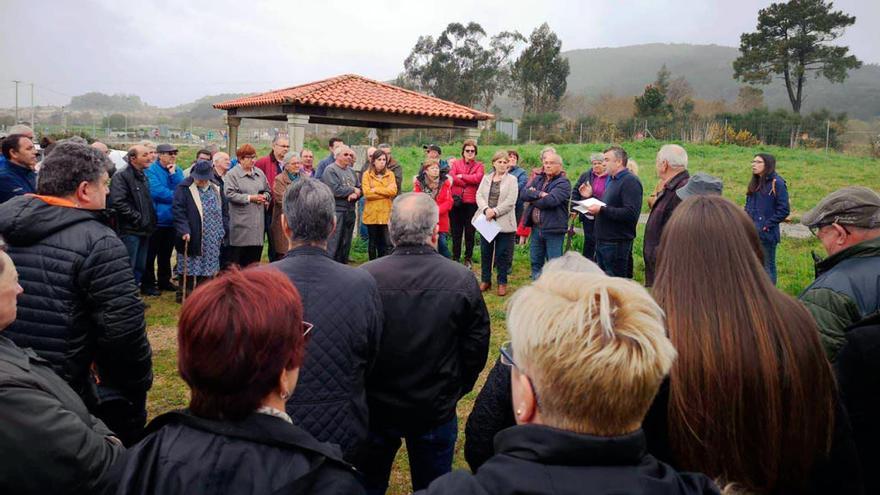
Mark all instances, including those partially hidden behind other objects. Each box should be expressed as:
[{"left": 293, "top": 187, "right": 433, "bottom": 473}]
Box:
[
  {"left": 643, "top": 381, "right": 864, "bottom": 495},
  {"left": 361, "top": 244, "right": 491, "bottom": 432},
  {"left": 420, "top": 425, "right": 719, "bottom": 495},
  {"left": 0, "top": 195, "right": 152, "bottom": 407},
  {"left": 464, "top": 357, "right": 513, "bottom": 471},
  {"left": 266, "top": 246, "right": 383, "bottom": 462},
  {"left": 109, "top": 165, "right": 156, "bottom": 236},
  {"left": 643, "top": 170, "right": 689, "bottom": 286},
  {"left": 521, "top": 173, "right": 573, "bottom": 234},
  {"left": 172, "top": 177, "right": 229, "bottom": 256},
  {"left": 0, "top": 336, "right": 123, "bottom": 495},
  {"left": 110, "top": 410, "right": 363, "bottom": 495},
  {"left": 594, "top": 168, "right": 643, "bottom": 242},
  {"left": 836, "top": 313, "right": 880, "bottom": 494}
]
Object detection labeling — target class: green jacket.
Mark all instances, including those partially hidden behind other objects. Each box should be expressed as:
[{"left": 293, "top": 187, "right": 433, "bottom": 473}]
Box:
[{"left": 800, "top": 236, "right": 880, "bottom": 361}]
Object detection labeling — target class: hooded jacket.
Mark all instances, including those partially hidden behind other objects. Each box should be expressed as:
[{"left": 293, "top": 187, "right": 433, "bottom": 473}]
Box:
[{"left": 0, "top": 195, "right": 152, "bottom": 407}]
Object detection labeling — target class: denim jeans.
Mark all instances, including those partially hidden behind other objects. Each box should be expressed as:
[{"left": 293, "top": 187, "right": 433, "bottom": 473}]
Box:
[
  {"left": 120, "top": 234, "right": 149, "bottom": 285},
  {"left": 358, "top": 196, "right": 369, "bottom": 239},
  {"left": 529, "top": 229, "right": 565, "bottom": 280},
  {"left": 361, "top": 417, "right": 458, "bottom": 494},
  {"left": 761, "top": 240, "right": 778, "bottom": 285},
  {"left": 596, "top": 240, "right": 634, "bottom": 278},
  {"left": 481, "top": 232, "right": 515, "bottom": 284},
  {"left": 437, "top": 232, "right": 451, "bottom": 258}
]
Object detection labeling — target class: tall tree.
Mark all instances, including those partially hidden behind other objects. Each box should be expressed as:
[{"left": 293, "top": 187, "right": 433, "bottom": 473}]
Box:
[
  {"left": 733, "top": 0, "right": 861, "bottom": 114},
  {"left": 736, "top": 86, "right": 766, "bottom": 112},
  {"left": 403, "top": 22, "right": 523, "bottom": 110},
  {"left": 512, "top": 23, "right": 570, "bottom": 114}
]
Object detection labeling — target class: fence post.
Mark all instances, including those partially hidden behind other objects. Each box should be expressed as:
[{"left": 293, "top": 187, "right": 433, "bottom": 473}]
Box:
[
  {"left": 579, "top": 123, "right": 583, "bottom": 144},
  {"left": 825, "top": 120, "right": 830, "bottom": 154},
  {"left": 723, "top": 119, "right": 728, "bottom": 144},
  {"left": 528, "top": 126, "right": 532, "bottom": 143}
]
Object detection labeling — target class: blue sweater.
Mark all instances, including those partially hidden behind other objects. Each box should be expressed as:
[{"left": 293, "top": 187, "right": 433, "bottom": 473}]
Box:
[
  {"left": 0, "top": 157, "right": 37, "bottom": 204},
  {"left": 145, "top": 161, "right": 184, "bottom": 227},
  {"left": 594, "top": 168, "right": 643, "bottom": 242},
  {"left": 745, "top": 172, "right": 790, "bottom": 244}
]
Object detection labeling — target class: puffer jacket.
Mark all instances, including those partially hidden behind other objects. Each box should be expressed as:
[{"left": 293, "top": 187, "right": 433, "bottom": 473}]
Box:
[
  {"left": 745, "top": 172, "right": 790, "bottom": 245},
  {"left": 362, "top": 168, "right": 398, "bottom": 225},
  {"left": 800, "top": 236, "right": 880, "bottom": 360},
  {"left": 449, "top": 158, "right": 485, "bottom": 204},
  {"left": 0, "top": 336, "right": 123, "bottom": 495},
  {"left": 145, "top": 161, "right": 184, "bottom": 227},
  {"left": 110, "top": 410, "right": 363, "bottom": 495},
  {"left": 0, "top": 194, "right": 153, "bottom": 407}
]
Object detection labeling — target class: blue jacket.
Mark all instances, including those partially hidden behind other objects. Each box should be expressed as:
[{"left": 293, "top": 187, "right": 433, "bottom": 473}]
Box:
[
  {"left": 521, "top": 173, "right": 572, "bottom": 235},
  {"left": 509, "top": 166, "right": 528, "bottom": 210},
  {"left": 745, "top": 172, "right": 790, "bottom": 244},
  {"left": 0, "top": 157, "right": 37, "bottom": 204},
  {"left": 314, "top": 153, "right": 335, "bottom": 179},
  {"left": 145, "top": 161, "right": 184, "bottom": 227},
  {"left": 594, "top": 168, "right": 643, "bottom": 242}
]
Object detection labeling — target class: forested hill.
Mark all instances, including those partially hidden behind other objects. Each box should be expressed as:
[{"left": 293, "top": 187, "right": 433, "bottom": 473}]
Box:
[{"left": 561, "top": 43, "right": 880, "bottom": 119}]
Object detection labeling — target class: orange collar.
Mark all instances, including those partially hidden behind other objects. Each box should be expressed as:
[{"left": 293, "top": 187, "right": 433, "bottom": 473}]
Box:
[{"left": 28, "top": 194, "right": 78, "bottom": 208}]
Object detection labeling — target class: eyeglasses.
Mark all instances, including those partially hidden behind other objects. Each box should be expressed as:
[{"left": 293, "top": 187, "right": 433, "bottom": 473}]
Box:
[
  {"left": 302, "top": 321, "right": 314, "bottom": 341},
  {"left": 499, "top": 341, "right": 540, "bottom": 408},
  {"left": 162, "top": 151, "right": 179, "bottom": 156},
  {"left": 242, "top": 155, "right": 256, "bottom": 160},
  {"left": 463, "top": 149, "right": 476, "bottom": 154},
  {"left": 809, "top": 222, "right": 850, "bottom": 238},
  {"left": 342, "top": 152, "right": 355, "bottom": 157}
]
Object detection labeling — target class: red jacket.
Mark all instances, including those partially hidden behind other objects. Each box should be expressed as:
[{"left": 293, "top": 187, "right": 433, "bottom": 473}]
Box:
[
  {"left": 254, "top": 153, "right": 283, "bottom": 198},
  {"left": 414, "top": 177, "right": 453, "bottom": 233},
  {"left": 449, "top": 159, "right": 485, "bottom": 204}
]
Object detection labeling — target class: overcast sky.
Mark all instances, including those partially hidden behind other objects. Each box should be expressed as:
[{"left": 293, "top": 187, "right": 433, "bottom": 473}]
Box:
[{"left": 2, "top": 0, "right": 877, "bottom": 108}]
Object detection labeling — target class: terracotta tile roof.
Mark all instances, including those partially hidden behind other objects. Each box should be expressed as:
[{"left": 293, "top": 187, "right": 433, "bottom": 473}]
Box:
[{"left": 213, "top": 74, "right": 493, "bottom": 121}]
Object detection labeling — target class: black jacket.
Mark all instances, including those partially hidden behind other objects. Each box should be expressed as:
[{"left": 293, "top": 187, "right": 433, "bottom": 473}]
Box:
[
  {"left": 594, "top": 168, "right": 643, "bottom": 242},
  {"left": 109, "top": 165, "right": 156, "bottom": 236},
  {"left": 521, "top": 172, "right": 572, "bottom": 234},
  {"left": 0, "top": 195, "right": 153, "bottom": 407},
  {"left": 465, "top": 357, "right": 513, "bottom": 471},
  {"left": 643, "top": 380, "right": 864, "bottom": 495},
  {"left": 267, "top": 246, "right": 383, "bottom": 462},
  {"left": 0, "top": 336, "right": 123, "bottom": 495},
  {"left": 643, "top": 170, "right": 689, "bottom": 286},
  {"left": 836, "top": 313, "right": 880, "bottom": 494},
  {"left": 361, "top": 244, "right": 490, "bottom": 432},
  {"left": 172, "top": 177, "right": 229, "bottom": 256},
  {"left": 110, "top": 410, "right": 363, "bottom": 495},
  {"left": 420, "top": 425, "right": 719, "bottom": 495}
]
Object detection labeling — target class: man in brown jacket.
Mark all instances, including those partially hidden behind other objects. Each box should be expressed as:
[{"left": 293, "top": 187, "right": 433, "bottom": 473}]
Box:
[{"left": 643, "top": 144, "right": 690, "bottom": 286}]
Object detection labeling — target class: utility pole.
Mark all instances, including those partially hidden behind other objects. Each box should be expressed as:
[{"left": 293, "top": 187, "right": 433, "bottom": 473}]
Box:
[
  {"left": 12, "top": 80, "right": 21, "bottom": 122},
  {"left": 30, "top": 83, "right": 34, "bottom": 129}
]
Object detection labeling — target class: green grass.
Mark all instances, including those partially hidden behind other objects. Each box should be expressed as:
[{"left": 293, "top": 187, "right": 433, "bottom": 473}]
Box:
[{"left": 145, "top": 141, "right": 873, "bottom": 494}]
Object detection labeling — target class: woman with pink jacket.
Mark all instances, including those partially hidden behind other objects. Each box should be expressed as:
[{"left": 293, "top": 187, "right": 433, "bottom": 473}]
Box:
[{"left": 448, "top": 139, "right": 485, "bottom": 268}]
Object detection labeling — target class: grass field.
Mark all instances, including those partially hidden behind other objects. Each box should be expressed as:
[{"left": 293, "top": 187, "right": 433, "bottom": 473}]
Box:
[{"left": 146, "top": 141, "right": 876, "bottom": 494}]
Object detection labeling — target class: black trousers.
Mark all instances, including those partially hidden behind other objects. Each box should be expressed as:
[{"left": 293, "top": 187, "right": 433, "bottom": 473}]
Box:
[
  {"left": 143, "top": 226, "right": 175, "bottom": 289},
  {"left": 366, "top": 224, "right": 391, "bottom": 260},
  {"left": 228, "top": 245, "right": 263, "bottom": 268},
  {"left": 449, "top": 203, "right": 478, "bottom": 262}
]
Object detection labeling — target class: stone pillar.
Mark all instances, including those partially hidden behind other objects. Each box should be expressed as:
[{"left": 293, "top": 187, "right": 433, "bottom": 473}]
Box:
[
  {"left": 377, "top": 128, "right": 393, "bottom": 146},
  {"left": 225, "top": 115, "right": 241, "bottom": 156},
  {"left": 465, "top": 127, "right": 481, "bottom": 143},
  {"left": 286, "top": 114, "right": 309, "bottom": 153}
]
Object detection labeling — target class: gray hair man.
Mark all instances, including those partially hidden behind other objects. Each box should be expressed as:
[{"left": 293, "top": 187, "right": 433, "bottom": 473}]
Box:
[
  {"left": 799, "top": 186, "right": 880, "bottom": 360},
  {"left": 0, "top": 142, "right": 152, "bottom": 445},
  {"left": 643, "top": 144, "right": 691, "bottom": 286},
  {"left": 359, "top": 192, "right": 490, "bottom": 493},
  {"left": 320, "top": 145, "right": 361, "bottom": 263},
  {"left": 268, "top": 178, "right": 382, "bottom": 462}
]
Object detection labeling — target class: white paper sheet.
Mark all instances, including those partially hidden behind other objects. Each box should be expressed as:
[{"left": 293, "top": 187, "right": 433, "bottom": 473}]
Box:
[
  {"left": 471, "top": 214, "right": 501, "bottom": 243},
  {"left": 572, "top": 198, "right": 606, "bottom": 219}
]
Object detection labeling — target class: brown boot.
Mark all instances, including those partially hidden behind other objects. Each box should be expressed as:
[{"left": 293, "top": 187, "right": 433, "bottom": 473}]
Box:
[
  {"left": 479, "top": 282, "right": 491, "bottom": 292},
  {"left": 497, "top": 284, "right": 507, "bottom": 297}
]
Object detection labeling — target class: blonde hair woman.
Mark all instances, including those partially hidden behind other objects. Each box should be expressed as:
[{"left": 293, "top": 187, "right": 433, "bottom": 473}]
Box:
[
  {"left": 428, "top": 269, "right": 718, "bottom": 493},
  {"left": 473, "top": 150, "right": 519, "bottom": 296}
]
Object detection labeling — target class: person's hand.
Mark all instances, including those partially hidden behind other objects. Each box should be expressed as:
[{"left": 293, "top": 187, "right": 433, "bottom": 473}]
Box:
[
  {"left": 485, "top": 208, "right": 496, "bottom": 220},
  {"left": 586, "top": 203, "right": 602, "bottom": 216},
  {"left": 569, "top": 212, "right": 578, "bottom": 220},
  {"left": 354, "top": 187, "right": 361, "bottom": 197},
  {"left": 539, "top": 191, "right": 548, "bottom": 198},
  {"left": 249, "top": 194, "right": 266, "bottom": 204},
  {"left": 166, "top": 163, "right": 177, "bottom": 174},
  {"left": 182, "top": 234, "right": 190, "bottom": 242},
  {"left": 578, "top": 182, "right": 592, "bottom": 198},
  {"left": 347, "top": 192, "right": 358, "bottom": 202}
]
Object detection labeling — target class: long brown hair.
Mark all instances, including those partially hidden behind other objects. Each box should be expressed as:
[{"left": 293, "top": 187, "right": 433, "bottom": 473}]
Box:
[
  {"left": 652, "top": 195, "right": 835, "bottom": 494},
  {"left": 747, "top": 152, "right": 777, "bottom": 195}
]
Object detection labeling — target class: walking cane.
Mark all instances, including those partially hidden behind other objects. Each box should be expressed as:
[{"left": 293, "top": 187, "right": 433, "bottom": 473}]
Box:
[
  {"left": 564, "top": 199, "right": 578, "bottom": 253},
  {"left": 181, "top": 237, "right": 190, "bottom": 304}
]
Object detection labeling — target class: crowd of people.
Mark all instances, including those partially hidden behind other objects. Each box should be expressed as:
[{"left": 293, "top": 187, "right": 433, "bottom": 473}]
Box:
[{"left": 0, "top": 127, "right": 878, "bottom": 495}]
